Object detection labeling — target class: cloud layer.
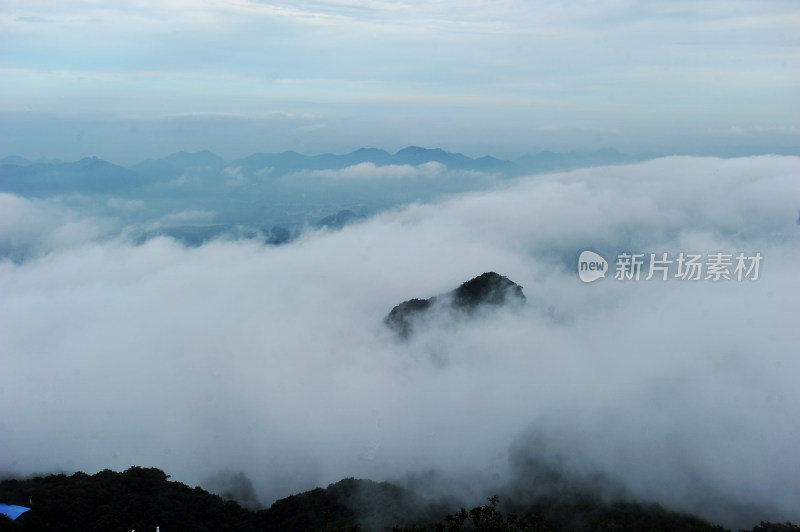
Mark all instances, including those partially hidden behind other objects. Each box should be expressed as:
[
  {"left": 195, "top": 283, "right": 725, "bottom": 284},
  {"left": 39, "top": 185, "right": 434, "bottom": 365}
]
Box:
[{"left": 1, "top": 156, "right": 799, "bottom": 528}]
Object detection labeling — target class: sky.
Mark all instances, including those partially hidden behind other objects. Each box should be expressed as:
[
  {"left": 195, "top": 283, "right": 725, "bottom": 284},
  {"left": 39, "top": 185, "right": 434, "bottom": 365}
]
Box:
[
  {"left": 1, "top": 154, "right": 799, "bottom": 529},
  {"left": 1, "top": 0, "right": 799, "bottom": 162}
]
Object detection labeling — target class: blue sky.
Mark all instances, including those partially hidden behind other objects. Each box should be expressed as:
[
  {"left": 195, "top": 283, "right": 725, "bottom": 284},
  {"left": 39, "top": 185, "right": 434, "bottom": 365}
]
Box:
[{"left": 1, "top": 0, "right": 798, "bottom": 162}]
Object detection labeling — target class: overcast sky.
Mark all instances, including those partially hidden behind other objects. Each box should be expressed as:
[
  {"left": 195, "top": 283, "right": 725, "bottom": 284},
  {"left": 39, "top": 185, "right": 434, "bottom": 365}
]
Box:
[{"left": 1, "top": 0, "right": 799, "bottom": 162}]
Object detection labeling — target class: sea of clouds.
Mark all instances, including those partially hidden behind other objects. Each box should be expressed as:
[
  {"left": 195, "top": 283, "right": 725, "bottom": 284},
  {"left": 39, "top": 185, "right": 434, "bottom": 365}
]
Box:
[{"left": 1, "top": 155, "right": 798, "bottom": 528}]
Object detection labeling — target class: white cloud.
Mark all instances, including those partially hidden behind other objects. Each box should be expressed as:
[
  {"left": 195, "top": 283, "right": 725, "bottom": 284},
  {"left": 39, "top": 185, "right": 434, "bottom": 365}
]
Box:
[
  {"left": 1, "top": 156, "right": 799, "bottom": 528},
  {"left": 708, "top": 124, "right": 800, "bottom": 136},
  {"left": 223, "top": 165, "right": 246, "bottom": 186},
  {"left": 307, "top": 161, "right": 446, "bottom": 179},
  {"left": 0, "top": 193, "right": 113, "bottom": 260},
  {"left": 159, "top": 210, "right": 216, "bottom": 224},
  {"left": 106, "top": 198, "right": 145, "bottom": 211}
]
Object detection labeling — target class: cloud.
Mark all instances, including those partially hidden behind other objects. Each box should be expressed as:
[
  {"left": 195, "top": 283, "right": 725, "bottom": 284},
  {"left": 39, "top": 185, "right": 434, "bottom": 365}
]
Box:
[
  {"left": 223, "top": 166, "right": 246, "bottom": 186},
  {"left": 0, "top": 156, "right": 798, "bottom": 529},
  {"left": 159, "top": 210, "right": 216, "bottom": 224},
  {"left": 708, "top": 125, "right": 800, "bottom": 136},
  {"left": 106, "top": 198, "right": 145, "bottom": 212},
  {"left": 0, "top": 193, "right": 113, "bottom": 261},
  {"left": 307, "top": 161, "right": 446, "bottom": 179}
]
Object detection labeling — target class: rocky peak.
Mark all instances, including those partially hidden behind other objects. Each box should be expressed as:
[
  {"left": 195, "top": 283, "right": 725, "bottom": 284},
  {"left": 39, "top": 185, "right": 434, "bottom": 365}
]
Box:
[{"left": 385, "top": 272, "right": 526, "bottom": 339}]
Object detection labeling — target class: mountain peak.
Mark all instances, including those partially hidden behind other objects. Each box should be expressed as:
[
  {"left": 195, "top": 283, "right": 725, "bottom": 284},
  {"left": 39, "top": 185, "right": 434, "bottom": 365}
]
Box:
[
  {"left": 452, "top": 272, "right": 526, "bottom": 311},
  {"left": 396, "top": 146, "right": 445, "bottom": 155},
  {"left": 385, "top": 272, "right": 526, "bottom": 338}
]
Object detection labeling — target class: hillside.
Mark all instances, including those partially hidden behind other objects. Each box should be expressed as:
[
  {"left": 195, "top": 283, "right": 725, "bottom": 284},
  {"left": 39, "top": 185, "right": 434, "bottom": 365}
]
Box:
[{"left": 2, "top": 467, "right": 796, "bottom": 531}]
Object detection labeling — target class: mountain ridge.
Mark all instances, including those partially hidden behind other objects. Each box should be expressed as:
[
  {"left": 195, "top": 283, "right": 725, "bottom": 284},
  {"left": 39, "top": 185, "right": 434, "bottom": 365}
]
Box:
[
  {"left": 0, "top": 146, "right": 522, "bottom": 175},
  {"left": 1, "top": 466, "right": 788, "bottom": 531}
]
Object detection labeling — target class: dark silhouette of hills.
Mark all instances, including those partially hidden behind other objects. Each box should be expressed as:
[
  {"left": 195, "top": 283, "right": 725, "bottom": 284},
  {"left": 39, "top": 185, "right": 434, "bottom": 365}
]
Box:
[
  {"left": 1, "top": 467, "right": 792, "bottom": 531},
  {"left": 0, "top": 469, "right": 446, "bottom": 532},
  {"left": 385, "top": 272, "right": 526, "bottom": 338},
  {"left": 262, "top": 477, "right": 451, "bottom": 531},
  {"left": 0, "top": 467, "right": 252, "bottom": 531}
]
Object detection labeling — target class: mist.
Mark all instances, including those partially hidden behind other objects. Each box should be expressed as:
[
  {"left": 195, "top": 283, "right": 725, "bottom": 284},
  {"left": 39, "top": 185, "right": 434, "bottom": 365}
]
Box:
[{"left": 1, "top": 156, "right": 799, "bottom": 529}]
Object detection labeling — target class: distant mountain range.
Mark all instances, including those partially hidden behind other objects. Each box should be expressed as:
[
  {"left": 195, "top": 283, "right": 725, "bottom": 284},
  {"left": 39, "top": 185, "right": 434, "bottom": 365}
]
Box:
[
  {"left": 8, "top": 146, "right": 792, "bottom": 253},
  {"left": 4, "top": 145, "right": 800, "bottom": 189},
  {"left": 0, "top": 146, "right": 517, "bottom": 199},
  {"left": 0, "top": 146, "right": 655, "bottom": 206},
  {"left": 231, "top": 146, "right": 521, "bottom": 177},
  {"left": 0, "top": 146, "right": 648, "bottom": 190},
  {"left": 0, "top": 147, "right": 662, "bottom": 254}
]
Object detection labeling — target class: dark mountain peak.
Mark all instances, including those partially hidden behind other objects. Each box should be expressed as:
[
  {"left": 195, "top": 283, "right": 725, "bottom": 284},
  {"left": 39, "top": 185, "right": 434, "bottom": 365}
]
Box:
[
  {"left": 0, "top": 467, "right": 255, "bottom": 530},
  {"left": 453, "top": 272, "right": 526, "bottom": 310},
  {"left": 264, "top": 477, "right": 444, "bottom": 531},
  {"left": 385, "top": 272, "right": 526, "bottom": 338},
  {"left": 384, "top": 298, "right": 433, "bottom": 338},
  {"left": 0, "top": 466, "right": 776, "bottom": 531}
]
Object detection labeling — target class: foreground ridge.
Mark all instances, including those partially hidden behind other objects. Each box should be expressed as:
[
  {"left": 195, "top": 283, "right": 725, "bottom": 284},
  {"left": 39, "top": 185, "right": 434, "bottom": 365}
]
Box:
[{"left": 1, "top": 467, "right": 794, "bottom": 531}]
